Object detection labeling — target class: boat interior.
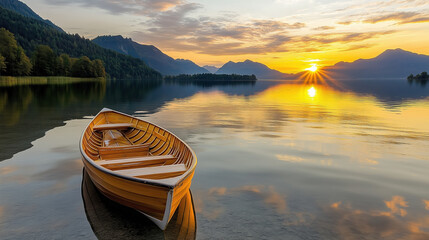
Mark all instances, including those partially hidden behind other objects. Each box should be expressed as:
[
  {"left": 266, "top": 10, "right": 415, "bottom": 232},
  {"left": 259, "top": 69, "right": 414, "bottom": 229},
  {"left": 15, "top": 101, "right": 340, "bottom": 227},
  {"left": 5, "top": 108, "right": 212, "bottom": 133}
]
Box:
[{"left": 81, "top": 110, "right": 195, "bottom": 184}]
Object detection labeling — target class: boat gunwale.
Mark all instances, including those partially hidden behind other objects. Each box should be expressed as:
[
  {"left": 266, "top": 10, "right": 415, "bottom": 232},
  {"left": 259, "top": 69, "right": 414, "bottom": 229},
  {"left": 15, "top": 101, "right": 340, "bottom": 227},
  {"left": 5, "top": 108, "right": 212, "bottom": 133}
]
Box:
[{"left": 79, "top": 108, "right": 197, "bottom": 189}]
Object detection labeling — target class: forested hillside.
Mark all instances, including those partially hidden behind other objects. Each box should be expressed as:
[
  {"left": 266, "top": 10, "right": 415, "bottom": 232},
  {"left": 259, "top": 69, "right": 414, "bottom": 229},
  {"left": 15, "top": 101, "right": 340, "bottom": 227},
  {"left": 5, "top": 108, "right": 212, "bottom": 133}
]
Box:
[
  {"left": 0, "top": 0, "right": 64, "bottom": 32},
  {"left": 0, "top": 28, "right": 105, "bottom": 77},
  {"left": 0, "top": 6, "right": 161, "bottom": 80}
]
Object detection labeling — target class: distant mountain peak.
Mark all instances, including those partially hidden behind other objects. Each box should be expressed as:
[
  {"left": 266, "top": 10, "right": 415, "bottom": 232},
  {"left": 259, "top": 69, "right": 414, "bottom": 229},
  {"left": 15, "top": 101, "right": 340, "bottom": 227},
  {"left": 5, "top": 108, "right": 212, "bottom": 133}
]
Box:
[
  {"left": 326, "top": 48, "right": 429, "bottom": 78},
  {"left": 216, "top": 60, "right": 293, "bottom": 79},
  {"left": 376, "top": 48, "right": 416, "bottom": 59}
]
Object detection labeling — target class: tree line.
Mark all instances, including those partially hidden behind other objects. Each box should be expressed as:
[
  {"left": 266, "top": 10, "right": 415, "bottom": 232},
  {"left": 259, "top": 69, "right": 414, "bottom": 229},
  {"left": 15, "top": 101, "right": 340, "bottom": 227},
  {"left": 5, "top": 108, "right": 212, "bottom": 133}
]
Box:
[
  {"left": 0, "top": 6, "right": 161, "bottom": 80},
  {"left": 0, "top": 28, "right": 105, "bottom": 77},
  {"left": 164, "top": 73, "right": 258, "bottom": 81}
]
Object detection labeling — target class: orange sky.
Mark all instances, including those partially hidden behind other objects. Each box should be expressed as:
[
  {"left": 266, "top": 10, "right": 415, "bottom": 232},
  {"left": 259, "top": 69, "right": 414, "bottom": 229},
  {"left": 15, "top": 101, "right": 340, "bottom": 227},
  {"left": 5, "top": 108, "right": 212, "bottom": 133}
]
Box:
[{"left": 26, "top": 0, "right": 429, "bottom": 73}]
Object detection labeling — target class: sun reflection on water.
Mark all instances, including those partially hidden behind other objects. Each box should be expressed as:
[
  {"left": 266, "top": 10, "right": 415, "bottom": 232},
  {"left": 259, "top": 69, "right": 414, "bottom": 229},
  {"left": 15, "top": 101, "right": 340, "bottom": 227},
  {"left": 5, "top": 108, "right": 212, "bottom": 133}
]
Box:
[{"left": 307, "top": 86, "right": 316, "bottom": 98}]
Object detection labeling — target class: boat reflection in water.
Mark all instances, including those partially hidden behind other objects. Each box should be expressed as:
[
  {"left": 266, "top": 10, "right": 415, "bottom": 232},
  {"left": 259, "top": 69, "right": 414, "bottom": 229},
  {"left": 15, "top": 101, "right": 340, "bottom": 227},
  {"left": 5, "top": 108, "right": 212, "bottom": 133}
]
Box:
[{"left": 81, "top": 169, "right": 196, "bottom": 239}]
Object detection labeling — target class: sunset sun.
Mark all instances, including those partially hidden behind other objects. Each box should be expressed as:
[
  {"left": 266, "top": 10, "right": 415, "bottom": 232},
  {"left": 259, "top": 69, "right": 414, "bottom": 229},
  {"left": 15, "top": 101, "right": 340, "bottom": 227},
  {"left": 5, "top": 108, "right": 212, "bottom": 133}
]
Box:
[{"left": 306, "top": 64, "right": 318, "bottom": 72}]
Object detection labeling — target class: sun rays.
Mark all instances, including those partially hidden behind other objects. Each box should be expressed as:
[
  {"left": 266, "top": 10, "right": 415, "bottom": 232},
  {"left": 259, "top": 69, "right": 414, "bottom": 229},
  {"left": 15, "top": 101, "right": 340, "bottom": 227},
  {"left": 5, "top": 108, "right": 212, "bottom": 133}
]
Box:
[{"left": 293, "top": 65, "right": 345, "bottom": 91}]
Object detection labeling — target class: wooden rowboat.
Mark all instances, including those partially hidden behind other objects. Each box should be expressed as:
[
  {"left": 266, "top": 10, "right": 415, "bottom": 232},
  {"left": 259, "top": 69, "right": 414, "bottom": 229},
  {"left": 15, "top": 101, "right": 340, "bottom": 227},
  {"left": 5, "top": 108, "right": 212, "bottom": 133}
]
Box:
[{"left": 79, "top": 108, "right": 197, "bottom": 230}]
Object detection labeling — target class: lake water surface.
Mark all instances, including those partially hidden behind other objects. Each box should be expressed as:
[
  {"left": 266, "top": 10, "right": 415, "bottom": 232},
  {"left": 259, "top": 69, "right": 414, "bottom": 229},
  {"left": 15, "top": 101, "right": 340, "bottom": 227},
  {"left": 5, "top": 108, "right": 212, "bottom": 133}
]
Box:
[{"left": 1, "top": 77, "right": 429, "bottom": 239}]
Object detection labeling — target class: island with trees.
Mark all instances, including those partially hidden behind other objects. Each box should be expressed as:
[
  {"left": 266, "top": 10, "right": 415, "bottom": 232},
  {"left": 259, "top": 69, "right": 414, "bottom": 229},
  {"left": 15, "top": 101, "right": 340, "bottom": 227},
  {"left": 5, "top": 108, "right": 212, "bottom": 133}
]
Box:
[
  {"left": 407, "top": 72, "right": 428, "bottom": 86},
  {"left": 0, "top": 28, "right": 105, "bottom": 78}
]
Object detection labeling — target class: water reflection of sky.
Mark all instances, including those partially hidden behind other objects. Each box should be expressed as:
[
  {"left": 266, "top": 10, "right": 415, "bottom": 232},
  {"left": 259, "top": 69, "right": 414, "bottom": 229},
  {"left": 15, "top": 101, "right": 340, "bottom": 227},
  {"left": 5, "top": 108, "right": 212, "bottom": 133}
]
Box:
[{"left": 0, "top": 79, "right": 428, "bottom": 239}]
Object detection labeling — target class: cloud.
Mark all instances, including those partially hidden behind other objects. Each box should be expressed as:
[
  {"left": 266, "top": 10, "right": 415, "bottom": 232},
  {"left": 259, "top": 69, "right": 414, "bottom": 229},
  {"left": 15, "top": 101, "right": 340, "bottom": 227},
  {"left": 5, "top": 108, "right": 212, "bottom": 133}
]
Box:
[
  {"left": 346, "top": 44, "right": 375, "bottom": 51},
  {"left": 299, "top": 30, "right": 396, "bottom": 44},
  {"left": 44, "top": 0, "right": 182, "bottom": 15},
  {"left": 333, "top": 1, "right": 429, "bottom": 27},
  {"left": 313, "top": 26, "right": 336, "bottom": 31},
  {"left": 44, "top": 0, "right": 420, "bottom": 57},
  {"left": 337, "top": 21, "right": 354, "bottom": 25},
  {"left": 132, "top": 3, "right": 397, "bottom": 56},
  {"left": 252, "top": 20, "right": 306, "bottom": 30},
  {"left": 132, "top": 8, "right": 305, "bottom": 55},
  {"left": 334, "top": 0, "right": 429, "bottom": 13},
  {"left": 363, "top": 11, "right": 429, "bottom": 24}
]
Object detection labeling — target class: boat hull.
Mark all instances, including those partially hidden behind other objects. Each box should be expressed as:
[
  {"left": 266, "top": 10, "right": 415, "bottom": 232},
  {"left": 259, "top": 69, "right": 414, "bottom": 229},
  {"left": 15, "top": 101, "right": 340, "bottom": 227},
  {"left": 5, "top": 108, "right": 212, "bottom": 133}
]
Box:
[
  {"left": 79, "top": 108, "right": 197, "bottom": 230},
  {"left": 81, "top": 169, "right": 197, "bottom": 239}
]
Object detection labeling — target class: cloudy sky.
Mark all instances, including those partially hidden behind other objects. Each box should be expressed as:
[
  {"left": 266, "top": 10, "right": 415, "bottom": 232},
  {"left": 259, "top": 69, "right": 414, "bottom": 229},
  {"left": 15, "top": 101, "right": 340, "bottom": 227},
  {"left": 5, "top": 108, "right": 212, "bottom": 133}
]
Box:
[{"left": 24, "top": 0, "right": 429, "bottom": 72}]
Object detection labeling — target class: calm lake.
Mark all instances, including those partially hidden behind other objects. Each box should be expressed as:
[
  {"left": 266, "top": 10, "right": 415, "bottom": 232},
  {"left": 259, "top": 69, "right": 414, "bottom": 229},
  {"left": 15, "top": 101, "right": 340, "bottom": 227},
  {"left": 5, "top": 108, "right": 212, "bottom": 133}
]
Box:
[{"left": 0, "top": 77, "right": 429, "bottom": 239}]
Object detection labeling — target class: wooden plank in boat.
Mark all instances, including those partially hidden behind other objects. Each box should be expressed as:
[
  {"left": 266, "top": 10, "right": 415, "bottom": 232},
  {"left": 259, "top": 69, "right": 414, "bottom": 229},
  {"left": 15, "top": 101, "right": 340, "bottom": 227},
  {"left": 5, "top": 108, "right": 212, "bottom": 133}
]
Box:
[
  {"left": 99, "top": 144, "right": 150, "bottom": 160},
  {"left": 153, "top": 130, "right": 167, "bottom": 142},
  {"left": 114, "top": 164, "right": 187, "bottom": 178},
  {"left": 94, "top": 123, "right": 133, "bottom": 131},
  {"left": 97, "top": 155, "right": 177, "bottom": 170}
]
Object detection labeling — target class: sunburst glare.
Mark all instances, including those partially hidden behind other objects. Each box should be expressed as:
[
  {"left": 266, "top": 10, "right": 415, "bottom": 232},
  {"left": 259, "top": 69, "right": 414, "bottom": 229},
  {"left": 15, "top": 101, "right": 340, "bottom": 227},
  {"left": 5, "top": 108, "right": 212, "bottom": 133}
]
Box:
[
  {"left": 306, "top": 64, "right": 318, "bottom": 72},
  {"left": 294, "top": 63, "right": 344, "bottom": 91}
]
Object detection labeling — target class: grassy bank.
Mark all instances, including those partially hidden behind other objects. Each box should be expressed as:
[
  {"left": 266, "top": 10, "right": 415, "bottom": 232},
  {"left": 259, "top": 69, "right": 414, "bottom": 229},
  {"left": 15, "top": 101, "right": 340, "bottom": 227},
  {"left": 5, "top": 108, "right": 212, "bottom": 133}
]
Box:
[{"left": 0, "top": 76, "right": 105, "bottom": 87}]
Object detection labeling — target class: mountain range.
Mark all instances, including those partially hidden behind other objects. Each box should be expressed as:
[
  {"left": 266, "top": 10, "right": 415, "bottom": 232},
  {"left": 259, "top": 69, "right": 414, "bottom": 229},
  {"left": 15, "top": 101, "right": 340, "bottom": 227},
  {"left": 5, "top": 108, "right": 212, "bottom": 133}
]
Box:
[
  {"left": 325, "top": 49, "right": 429, "bottom": 79},
  {"left": 1, "top": 0, "right": 429, "bottom": 80},
  {"left": 92, "top": 35, "right": 295, "bottom": 78},
  {"left": 92, "top": 36, "right": 209, "bottom": 75}
]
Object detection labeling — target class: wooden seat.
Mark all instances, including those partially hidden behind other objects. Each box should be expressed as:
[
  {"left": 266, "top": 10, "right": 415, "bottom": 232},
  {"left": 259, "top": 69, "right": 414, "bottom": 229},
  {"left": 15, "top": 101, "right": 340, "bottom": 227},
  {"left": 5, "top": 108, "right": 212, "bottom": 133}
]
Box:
[
  {"left": 94, "top": 123, "right": 134, "bottom": 131},
  {"left": 103, "top": 130, "right": 132, "bottom": 147},
  {"left": 99, "top": 144, "right": 150, "bottom": 160},
  {"left": 97, "top": 155, "right": 177, "bottom": 170},
  {"left": 114, "top": 164, "right": 187, "bottom": 179}
]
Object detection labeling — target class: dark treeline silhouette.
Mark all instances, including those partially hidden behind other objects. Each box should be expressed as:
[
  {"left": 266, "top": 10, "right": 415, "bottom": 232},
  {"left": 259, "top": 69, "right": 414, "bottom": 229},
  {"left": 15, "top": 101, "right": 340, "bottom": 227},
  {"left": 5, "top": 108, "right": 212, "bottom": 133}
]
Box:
[
  {"left": 164, "top": 73, "right": 257, "bottom": 81},
  {"left": 165, "top": 79, "right": 257, "bottom": 88},
  {"left": 0, "top": 6, "right": 161, "bottom": 80},
  {"left": 407, "top": 72, "right": 428, "bottom": 87},
  {"left": 0, "top": 28, "right": 105, "bottom": 77}
]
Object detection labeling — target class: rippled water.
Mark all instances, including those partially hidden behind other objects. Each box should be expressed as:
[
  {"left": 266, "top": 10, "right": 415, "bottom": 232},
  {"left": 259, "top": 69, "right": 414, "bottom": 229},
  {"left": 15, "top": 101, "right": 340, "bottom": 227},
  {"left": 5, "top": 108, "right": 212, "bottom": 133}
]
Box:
[{"left": 0, "top": 77, "right": 428, "bottom": 239}]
